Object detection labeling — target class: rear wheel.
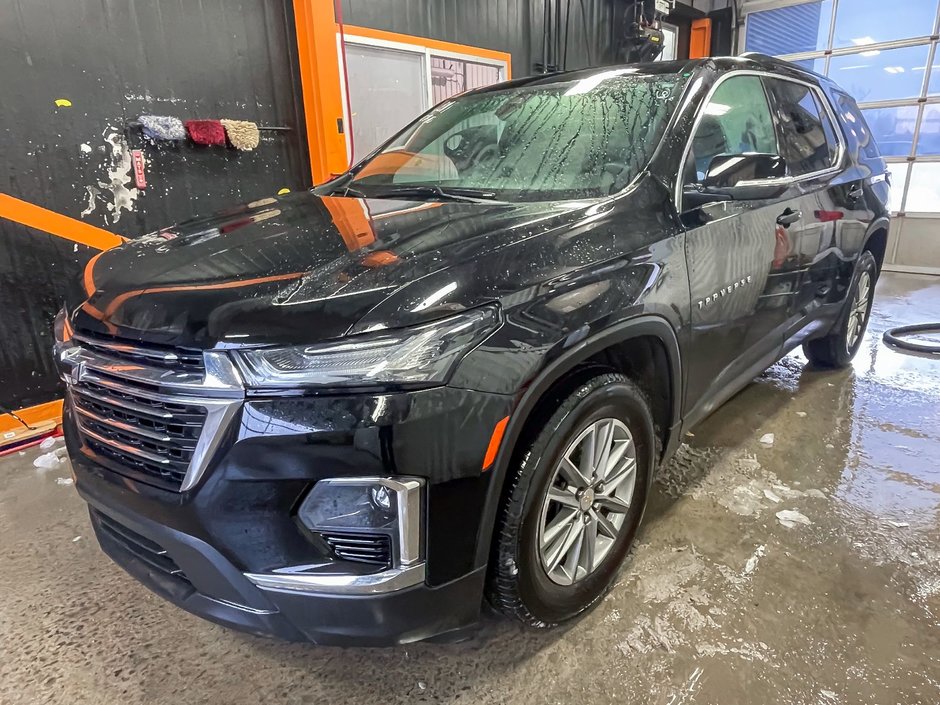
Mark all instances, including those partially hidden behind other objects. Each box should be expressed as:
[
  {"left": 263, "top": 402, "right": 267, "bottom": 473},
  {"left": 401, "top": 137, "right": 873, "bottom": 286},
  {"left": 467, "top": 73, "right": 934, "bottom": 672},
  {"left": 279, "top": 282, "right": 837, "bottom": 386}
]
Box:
[
  {"left": 487, "top": 373, "right": 654, "bottom": 627},
  {"left": 803, "top": 250, "right": 877, "bottom": 368}
]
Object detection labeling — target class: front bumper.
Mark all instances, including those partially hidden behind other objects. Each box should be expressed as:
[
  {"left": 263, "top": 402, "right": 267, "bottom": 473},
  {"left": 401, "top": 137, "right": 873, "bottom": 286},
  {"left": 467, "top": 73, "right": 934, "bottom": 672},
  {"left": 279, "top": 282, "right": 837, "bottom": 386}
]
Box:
[
  {"left": 64, "top": 379, "right": 512, "bottom": 645},
  {"left": 82, "top": 493, "right": 485, "bottom": 646}
]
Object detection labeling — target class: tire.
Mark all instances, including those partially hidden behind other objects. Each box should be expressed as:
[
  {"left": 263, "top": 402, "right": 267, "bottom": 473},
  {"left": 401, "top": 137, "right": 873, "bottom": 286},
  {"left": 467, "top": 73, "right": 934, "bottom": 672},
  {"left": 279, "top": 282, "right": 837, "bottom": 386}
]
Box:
[
  {"left": 486, "top": 372, "right": 654, "bottom": 627},
  {"left": 803, "top": 250, "right": 878, "bottom": 368}
]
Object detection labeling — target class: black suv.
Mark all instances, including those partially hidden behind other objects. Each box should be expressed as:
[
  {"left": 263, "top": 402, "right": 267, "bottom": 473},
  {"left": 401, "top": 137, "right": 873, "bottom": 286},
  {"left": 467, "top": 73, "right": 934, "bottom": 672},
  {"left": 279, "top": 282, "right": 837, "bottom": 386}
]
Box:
[{"left": 55, "top": 55, "right": 889, "bottom": 645}]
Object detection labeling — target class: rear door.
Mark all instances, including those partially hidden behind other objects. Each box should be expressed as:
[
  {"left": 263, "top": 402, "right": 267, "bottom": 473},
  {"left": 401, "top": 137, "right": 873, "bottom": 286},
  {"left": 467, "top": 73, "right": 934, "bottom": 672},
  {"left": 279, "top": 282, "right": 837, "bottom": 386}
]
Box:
[
  {"left": 762, "top": 76, "right": 852, "bottom": 343},
  {"left": 680, "top": 73, "right": 800, "bottom": 424}
]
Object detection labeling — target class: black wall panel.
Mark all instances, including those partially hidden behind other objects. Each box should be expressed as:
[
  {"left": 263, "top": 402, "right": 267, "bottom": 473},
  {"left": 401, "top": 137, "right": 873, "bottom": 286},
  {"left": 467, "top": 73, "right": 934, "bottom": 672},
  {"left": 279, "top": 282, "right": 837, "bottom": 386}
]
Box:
[
  {"left": 0, "top": 0, "right": 308, "bottom": 235},
  {"left": 341, "top": 0, "right": 632, "bottom": 76},
  {"left": 0, "top": 0, "right": 308, "bottom": 412},
  {"left": 0, "top": 225, "right": 91, "bottom": 409}
]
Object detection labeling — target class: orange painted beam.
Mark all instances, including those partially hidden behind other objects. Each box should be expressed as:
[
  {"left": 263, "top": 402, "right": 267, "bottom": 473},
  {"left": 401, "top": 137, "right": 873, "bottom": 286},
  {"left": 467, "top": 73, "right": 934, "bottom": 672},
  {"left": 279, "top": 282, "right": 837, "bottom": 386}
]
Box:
[
  {"left": 689, "top": 18, "right": 712, "bottom": 59},
  {"left": 0, "top": 193, "right": 126, "bottom": 251},
  {"left": 293, "top": 0, "right": 349, "bottom": 184},
  {"left": 0, "top": 400, "right": 63, "bottom": 448},
  {"left": 344, "top": 25, "right": 512, "bottom": 77}
]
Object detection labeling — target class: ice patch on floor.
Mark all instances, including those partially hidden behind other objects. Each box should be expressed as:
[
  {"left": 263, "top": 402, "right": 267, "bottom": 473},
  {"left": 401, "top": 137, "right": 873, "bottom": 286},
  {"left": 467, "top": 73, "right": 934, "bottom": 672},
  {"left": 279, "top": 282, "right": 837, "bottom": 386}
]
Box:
[
  {"left": 743, "top": 545, "right": 766, "bottom": 576},
  {"left": 776, "top": 510, "right": 812, "bottom": 528},
  {"left": 658, "top": 444, "right": 826, "bottom": 522},
  {"left": 33, "top": 451, "right": 63, "bottom": 469},
  {"left": 695, "top": 640, "right": 772, "bottom": 663}
]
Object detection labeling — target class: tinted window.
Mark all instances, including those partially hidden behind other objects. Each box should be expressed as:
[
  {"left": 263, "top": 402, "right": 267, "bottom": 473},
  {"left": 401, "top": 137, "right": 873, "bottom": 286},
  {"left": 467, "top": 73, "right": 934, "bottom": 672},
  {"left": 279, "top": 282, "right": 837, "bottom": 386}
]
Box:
[
  {"left": 685, "top": 75, "right": 778, "bottom": 183},
  {"left": 836, "top": 91, "right": 881, "bottom": 161},
  {"left": 765, "top": 78, "right": 838, "bottom": 175}
]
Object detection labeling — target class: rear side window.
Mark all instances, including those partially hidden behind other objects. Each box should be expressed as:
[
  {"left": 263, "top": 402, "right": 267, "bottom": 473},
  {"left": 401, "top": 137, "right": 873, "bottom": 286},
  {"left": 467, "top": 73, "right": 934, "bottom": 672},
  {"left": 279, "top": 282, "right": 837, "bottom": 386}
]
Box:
[
  {"left": 685, "top": 75, "right": 778, "bottom": 183},
  {"left": 764, "top": 78, "right": 840, "bottom": 176},
  {"left": 834, "top": 90, "right": 881, "bottom": 160}
]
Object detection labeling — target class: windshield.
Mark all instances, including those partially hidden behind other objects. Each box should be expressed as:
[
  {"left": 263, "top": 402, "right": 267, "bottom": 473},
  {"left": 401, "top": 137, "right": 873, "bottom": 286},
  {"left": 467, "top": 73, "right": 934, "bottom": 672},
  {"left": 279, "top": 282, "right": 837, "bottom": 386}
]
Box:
[{"left": 348, "top": 69, "right": 687, "bottom": 202}]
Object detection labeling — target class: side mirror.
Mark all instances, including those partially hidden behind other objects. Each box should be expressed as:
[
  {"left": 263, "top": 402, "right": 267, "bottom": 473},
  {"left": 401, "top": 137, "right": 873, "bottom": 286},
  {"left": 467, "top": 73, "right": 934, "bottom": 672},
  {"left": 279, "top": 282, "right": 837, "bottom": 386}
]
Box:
[{"left": 684, "top": 153, "right": 792, "bottom": 210}]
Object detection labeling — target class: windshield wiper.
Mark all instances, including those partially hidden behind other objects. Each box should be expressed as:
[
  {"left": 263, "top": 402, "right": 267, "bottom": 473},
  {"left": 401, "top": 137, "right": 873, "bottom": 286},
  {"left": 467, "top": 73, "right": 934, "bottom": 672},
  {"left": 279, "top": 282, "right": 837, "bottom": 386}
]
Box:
[
  {"left": 342, "top": 185, "right": 370, "bottom": 199},
  {"left": 366, "top": 184, "right": 501, "bottom": 203}
]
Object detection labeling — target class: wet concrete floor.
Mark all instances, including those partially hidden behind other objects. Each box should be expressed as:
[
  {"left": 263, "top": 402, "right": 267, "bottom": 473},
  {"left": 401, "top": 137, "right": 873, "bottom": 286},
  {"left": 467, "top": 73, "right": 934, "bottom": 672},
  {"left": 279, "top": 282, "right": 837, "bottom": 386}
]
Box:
[{"left": 1, "top": 272, "right": 939, "bottom": 704}]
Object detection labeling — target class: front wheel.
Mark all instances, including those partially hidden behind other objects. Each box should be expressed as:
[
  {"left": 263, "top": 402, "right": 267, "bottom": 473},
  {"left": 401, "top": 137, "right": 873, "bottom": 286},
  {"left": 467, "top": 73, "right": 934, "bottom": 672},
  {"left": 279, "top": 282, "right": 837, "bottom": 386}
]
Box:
[
  {"left": 803, "top": 250, "right": 877, "bottom": 368},
  {"left": 486, "top": 373, "right": 654, "bottom": 627}
]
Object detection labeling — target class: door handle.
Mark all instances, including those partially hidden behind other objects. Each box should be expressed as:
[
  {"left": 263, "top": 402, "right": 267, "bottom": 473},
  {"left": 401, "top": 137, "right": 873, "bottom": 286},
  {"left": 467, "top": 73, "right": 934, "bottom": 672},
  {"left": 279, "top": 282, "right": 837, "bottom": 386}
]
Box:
[{"left": 776, "top": 208, "right": 802, "bottom": 227}]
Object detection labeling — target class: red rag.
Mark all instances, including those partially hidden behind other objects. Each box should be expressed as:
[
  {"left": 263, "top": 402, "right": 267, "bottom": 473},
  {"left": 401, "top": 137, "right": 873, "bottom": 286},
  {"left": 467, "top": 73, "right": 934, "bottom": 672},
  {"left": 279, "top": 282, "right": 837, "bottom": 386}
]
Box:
[{"left": 185, "top": 119, "right": 226, "bottom": 146}]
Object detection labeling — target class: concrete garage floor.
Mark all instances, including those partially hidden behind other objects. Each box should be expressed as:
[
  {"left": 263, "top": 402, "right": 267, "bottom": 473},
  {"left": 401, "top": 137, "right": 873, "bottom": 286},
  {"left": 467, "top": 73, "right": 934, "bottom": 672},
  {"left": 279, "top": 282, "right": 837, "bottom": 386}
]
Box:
[{"left": 2, "top": 272, "right": 939, "bottom": 705}]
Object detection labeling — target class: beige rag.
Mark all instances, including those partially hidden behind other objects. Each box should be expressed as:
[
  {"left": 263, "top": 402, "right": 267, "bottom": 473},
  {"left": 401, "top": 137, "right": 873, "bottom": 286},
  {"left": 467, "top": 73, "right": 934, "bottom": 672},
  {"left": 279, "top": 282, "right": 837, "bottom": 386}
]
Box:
[{"left": 221, "top": 119, "right": 260, "bottom": 151}]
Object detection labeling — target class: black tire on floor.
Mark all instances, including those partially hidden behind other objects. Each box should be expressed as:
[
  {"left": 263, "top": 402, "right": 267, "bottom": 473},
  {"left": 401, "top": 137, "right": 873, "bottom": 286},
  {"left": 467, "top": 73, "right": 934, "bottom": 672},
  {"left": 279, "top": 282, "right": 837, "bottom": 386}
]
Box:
[
  {"left": 803, "top": 250, "right": 878, "bottom": 368},
  {"left": 486, "top": 372, "right": 654, "bottom": 627}
]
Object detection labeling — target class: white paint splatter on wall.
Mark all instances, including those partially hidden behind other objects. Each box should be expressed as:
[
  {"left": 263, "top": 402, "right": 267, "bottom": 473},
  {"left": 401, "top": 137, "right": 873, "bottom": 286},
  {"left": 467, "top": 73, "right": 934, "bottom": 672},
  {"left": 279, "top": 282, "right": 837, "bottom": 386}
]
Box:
[{"left": 80, "top": 128, "right": 139, "bottom": 224}]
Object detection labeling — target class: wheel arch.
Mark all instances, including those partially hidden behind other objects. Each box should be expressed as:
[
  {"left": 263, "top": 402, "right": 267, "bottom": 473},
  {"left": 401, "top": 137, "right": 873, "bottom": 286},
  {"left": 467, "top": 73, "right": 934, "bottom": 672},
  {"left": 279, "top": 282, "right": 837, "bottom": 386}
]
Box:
[
  {"left": 862, "top": 217, "right": 890, "bottom": 275},
  {"left": 474, "top": 315, "right": 683, "bottom": 569}
]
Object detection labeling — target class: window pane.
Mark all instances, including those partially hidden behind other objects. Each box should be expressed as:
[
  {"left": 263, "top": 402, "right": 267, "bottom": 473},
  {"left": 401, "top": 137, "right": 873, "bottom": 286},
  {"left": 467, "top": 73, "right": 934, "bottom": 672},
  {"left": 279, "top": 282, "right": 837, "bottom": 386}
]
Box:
[
  {"left": 925, "top": 60, "right": 940, "bottom": 95},
  {"left": 688, "top": 75, "right": 777, "bottom": 181},
  {"left": 886, "top": 163, "right": 909, "bottom": 212},
  {"left": 832, "top": 0, "right": 938, "bottom": 49},
  {"left": 827, "top": 45, "right": 930, "bottom": 102},
  {"left": 765, "top": 79, "right": 834, "bottom": 174},
  {"left": 791, "top": 57, "right": 827, "bottom": 73},
  {"left": 430, "top": 56, "right": 502, "bottom": 104},
  {"left": 917, "top": 105, "right": 940, "bottom": 154},
  {"left": 904, "top": 162, "right": 940, "bottom": 212},
  {"left": 345, "top": 43, "right": 428, "bottom": 161},
  {"left": 745, "top": 2, "right": 832, "bottom": 55},
  {"left": 834, "top": 90, "right": 881, "bottom": 159},
  {"left": 861, "top": 105, "right": 918, "bottom": 157}
]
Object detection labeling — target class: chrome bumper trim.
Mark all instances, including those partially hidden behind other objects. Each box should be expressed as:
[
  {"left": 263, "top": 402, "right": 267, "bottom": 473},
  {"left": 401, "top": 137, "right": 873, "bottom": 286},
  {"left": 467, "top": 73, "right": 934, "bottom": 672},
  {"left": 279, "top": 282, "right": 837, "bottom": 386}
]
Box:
[{"left": 244, "top": 562, "right": 426, "bottom": 595}]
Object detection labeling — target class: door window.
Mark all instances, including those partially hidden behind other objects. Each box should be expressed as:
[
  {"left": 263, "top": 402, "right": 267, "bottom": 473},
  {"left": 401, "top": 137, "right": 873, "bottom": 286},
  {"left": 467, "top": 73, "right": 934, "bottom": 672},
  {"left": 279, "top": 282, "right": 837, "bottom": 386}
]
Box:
[
  {"left": 765, "top": 78, "right": 840, "bottom": 176},
  {"left": 685, "top": 75, "right": 778, "bottom": 184}
]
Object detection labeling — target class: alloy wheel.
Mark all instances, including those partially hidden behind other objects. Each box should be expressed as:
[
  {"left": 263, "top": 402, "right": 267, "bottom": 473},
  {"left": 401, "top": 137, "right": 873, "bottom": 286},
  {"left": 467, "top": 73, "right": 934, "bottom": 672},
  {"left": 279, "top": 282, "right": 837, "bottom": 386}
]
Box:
[
  {"left": 846, "top": 270, "right": 872, "bottom": 350},
  {"left": 537, "top": 418, "right": 637, "bottom": 586}
]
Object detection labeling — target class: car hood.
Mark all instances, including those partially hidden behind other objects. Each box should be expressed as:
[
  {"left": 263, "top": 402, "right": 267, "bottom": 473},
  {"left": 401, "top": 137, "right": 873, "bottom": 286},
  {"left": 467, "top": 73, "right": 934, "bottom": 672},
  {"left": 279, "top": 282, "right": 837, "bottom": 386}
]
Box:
[{"left": 68, "top": 192, "right": 588, "bottom": 349}]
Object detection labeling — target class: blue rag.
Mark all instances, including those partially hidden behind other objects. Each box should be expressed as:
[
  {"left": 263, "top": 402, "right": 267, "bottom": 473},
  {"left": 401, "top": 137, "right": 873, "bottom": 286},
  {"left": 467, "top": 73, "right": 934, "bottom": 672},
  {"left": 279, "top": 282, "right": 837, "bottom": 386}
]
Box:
[{"left": 138, "top": 115, "right": 186, "bottom": 141}]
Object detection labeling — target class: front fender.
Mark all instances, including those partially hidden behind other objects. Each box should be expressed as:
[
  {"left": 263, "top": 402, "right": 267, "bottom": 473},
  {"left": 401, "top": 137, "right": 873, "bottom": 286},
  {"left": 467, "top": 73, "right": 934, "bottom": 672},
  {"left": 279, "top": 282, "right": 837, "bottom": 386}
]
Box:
[{"left": 468, "top": 314, "right": 683, "bottom": 569}]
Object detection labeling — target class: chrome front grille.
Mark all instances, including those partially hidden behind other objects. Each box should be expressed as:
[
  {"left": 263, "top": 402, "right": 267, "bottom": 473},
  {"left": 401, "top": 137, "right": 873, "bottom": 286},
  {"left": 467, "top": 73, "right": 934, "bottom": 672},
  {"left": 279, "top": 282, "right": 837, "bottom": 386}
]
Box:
[
  {"left": 73, "top": 332, "right": 205, "bottom": 370},
  {"left": 72, "top": 374, "right": 207, "bottom": 490},
  {"left": 58, "top": 332, "right": 243, "bottom": 493}
]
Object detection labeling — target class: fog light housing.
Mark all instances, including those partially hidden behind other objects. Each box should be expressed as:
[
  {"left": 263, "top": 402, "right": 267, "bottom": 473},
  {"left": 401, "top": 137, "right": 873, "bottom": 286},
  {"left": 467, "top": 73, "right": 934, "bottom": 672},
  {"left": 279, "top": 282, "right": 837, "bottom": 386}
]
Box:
[{"left": 298, "top": 477, "right": 424, "bottom": 566}]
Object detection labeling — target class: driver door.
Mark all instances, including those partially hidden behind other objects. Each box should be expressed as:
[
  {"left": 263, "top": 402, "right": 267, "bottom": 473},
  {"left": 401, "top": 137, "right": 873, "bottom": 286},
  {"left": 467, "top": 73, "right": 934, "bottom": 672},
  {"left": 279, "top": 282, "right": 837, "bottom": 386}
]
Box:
[{"left": 681, "top": 74, "right": 799, "bottom": 424}]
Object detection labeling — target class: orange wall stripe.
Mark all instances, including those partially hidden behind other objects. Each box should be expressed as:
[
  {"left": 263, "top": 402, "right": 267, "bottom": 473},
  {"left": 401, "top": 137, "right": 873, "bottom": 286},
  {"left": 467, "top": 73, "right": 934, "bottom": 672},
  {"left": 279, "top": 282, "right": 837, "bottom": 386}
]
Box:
[
  {"left": 482, "top": 415, "right": 510, "bottom": 471},
  {"left": 343, "top": 25, "right": 512, "bottom": 75},
  {"left": 0, "top": 400, "right": 63, "bottom": 446},
  {"left": 0, "top": 193, "right": 126, "bottom": 251}
]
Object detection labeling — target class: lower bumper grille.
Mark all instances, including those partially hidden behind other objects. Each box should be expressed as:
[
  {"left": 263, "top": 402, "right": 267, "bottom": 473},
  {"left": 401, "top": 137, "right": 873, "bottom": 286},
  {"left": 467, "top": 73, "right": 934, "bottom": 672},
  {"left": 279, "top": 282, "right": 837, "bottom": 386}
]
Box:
[
  {"left": 92, "top": 510, "right": 190, "bottom": 585},
  {"left": 72, "top": 374, "right": 207, "bottom": 491},
  {"left": 323, "top": 533, "right": 392, "bottom": 567}
]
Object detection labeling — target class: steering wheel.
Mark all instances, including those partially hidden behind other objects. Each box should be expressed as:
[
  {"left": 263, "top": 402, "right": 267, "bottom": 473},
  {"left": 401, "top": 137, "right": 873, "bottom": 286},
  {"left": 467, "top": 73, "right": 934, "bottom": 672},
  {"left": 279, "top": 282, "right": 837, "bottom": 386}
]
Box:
[{"left": 472, "top": 143, "right": 501, "bottom": 171}]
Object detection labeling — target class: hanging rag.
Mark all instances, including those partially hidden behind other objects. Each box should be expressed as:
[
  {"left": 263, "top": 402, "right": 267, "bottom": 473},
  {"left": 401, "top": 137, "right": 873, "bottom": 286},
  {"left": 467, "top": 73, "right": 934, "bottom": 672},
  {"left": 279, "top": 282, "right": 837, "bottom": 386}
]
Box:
[
  {"left": 185, "top": 119, "right": 226, "bottom": 146},
  {"left": 221, "top": 119, "right": 261, "bottom": 151},
  {"left": 138, "top": 115, "right": 186, "bottom": 141}
]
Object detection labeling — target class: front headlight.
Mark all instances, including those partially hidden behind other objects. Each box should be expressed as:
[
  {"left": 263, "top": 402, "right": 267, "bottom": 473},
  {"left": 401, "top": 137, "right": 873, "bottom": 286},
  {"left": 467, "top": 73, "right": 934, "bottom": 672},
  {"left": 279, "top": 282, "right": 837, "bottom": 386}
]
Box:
[{"left": 233, "top": 305, "right": 500, "bottom": 389}]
